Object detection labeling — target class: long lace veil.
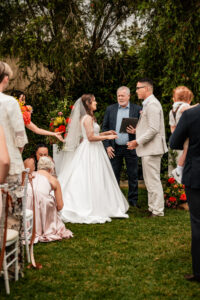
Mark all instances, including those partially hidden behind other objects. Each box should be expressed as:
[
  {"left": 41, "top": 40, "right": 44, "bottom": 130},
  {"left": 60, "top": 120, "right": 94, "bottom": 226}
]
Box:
[
  {"left": 54, "top": 97, "right": 86, "bottom": 176},
  {"left": 62, "top": 97, "right": 86, "bottom": 152}
]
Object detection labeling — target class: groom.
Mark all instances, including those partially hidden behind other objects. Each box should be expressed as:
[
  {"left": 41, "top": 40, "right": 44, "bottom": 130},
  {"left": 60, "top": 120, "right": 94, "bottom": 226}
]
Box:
[
  {"left": 127, "top": 78, "right": 168, "bottom": 217},
  {"left": 102, "top": 86, "right": 141, "bottom": 207}
]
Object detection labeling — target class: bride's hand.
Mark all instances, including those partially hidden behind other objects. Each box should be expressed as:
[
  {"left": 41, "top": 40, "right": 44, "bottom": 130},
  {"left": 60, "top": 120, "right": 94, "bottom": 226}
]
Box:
[
  {"left": 54, "top": 132, "right": 65, "bottom": 142},
  {"left": 107, "top": 134, "right": 118, "bottom": 140},
  {"left": 105, "top": 130, "right": 117, "bottom": 135}
]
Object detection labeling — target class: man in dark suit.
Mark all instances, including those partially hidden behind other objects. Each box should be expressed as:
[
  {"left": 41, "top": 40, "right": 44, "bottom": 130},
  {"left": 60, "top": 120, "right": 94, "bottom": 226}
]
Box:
[
  {"left": 170, "top": 104, "right": 200, "bottom": 282},
  {"left": 102, "top": 86, "right": 141, "bottom": 207}
]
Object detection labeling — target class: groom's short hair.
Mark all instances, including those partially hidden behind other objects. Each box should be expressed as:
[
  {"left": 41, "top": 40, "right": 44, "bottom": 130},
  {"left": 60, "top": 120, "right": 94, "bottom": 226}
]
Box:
[
  {"left": 138, "top": 78, "right": 153, "bottom": 91},
  {"left": 117, "top": 86, "right": 130, "bottom": 95}
]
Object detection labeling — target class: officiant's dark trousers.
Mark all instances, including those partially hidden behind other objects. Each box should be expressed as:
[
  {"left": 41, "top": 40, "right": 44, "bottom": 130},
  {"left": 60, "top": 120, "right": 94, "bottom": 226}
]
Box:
[
  {"left": 110, "top": 144, "right": 138, "bottom": 205},
  {"left": 185, "top": 187, "right": 200, "bottom": 278}
]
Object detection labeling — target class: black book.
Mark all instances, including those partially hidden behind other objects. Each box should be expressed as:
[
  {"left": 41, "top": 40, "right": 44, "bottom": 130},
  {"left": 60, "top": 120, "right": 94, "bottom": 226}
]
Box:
[{"left": 119, "top": 117, "right": 138, "bottom": 133}]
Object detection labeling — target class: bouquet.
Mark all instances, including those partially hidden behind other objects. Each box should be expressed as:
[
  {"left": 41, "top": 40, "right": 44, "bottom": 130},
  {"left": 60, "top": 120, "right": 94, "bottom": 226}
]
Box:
[
  {"left": 46, "top": 97, "right": 74, "bottom": 149},
  {"left": 16, "top": 96, "right": 33, "bottom": 125},
  {"left": 164, "top": 176, "right": 187, "bottom": 208}
]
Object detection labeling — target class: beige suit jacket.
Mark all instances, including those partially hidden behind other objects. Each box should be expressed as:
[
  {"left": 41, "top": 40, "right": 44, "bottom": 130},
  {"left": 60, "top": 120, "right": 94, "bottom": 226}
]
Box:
[{"left": 136, "top": 94, "right": 168, "bottom": 157}]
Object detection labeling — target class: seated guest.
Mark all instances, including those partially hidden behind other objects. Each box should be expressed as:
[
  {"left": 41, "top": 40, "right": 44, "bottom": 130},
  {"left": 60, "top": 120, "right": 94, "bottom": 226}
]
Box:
[
  {"left": 26, "top": 156, "right": 73, "bottom": 243},
  {"left": 24, "top": 143, "right": 56, "bottom": 176}
]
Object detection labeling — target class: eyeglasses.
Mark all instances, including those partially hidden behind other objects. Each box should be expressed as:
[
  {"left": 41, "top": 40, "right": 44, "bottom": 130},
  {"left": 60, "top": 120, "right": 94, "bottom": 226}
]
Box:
[{"left": 136, "top": 86, "right": 146, "bottom": 90}]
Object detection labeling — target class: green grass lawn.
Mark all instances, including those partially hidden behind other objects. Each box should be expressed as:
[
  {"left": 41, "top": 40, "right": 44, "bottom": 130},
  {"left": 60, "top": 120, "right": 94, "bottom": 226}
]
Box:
[{"left": 1, "top": 188, "right": 200, "bottom": 300}]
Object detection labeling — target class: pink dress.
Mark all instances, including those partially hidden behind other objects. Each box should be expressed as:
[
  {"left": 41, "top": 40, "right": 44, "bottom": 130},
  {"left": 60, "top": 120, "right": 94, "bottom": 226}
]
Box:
[{"left": 27, "top": 172, "right": 73, "bottom": 243}]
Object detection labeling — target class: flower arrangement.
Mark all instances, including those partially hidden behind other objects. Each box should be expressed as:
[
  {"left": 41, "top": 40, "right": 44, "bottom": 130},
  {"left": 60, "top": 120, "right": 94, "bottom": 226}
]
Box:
[
  {"left": 49, "top": 112, "right": 71, "bottom": 139},
  {"left": 46, "top": 97, "right": 74, "bottom": 149},
  {"left": 16, "top": 96, "right": 33, "bottom": 125},
  {"left": 164, "top": 176, "right": 187, "bottom": 208}
]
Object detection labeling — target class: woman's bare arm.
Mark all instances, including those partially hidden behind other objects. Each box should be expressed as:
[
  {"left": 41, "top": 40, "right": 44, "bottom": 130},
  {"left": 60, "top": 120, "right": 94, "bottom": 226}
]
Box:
[
  {"left": 170, "top": 125, "right": 176, "bottom": 133},
  {"left": 26, "top": 121, "right": 64, "bottom": 142},
  {"left": 0, "top": 126, "right": 10, "bottom": 183},
  {"left": 51, "top": 177, "right": 64, "bottom": 211},
  {"left": 84, "top": 116, "right": 117, "bottom": 142}
]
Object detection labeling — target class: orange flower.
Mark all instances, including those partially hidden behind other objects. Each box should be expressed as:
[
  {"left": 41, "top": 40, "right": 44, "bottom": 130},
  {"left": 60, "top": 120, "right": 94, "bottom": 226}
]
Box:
[
  {"left": 174, "top": 184, "right": 178, "bottom": 189},
  {"left": 54, "top": 128, "right": 60, "bottom": 132},
  {"left": 23, "top": 111, "right": 31, "bottom": 125},
  {"left": 21, "top": 106, "right": 27, "bottom": 112}
]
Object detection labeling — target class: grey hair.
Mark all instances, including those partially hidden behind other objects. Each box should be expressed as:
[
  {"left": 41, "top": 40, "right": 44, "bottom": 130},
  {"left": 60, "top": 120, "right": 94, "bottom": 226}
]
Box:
[
  {"left": 0, "top": 61, "right": 13, "bottom": 83},
  {"left": 117, "top": 86, "right": 130, "bottom": 96},
  {"left": 37, "top": 156, "right": 54, "bottom": 171}
]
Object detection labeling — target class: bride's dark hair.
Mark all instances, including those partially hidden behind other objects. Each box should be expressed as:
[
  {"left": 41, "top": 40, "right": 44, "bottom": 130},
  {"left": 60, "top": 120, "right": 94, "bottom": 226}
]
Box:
[{"left": 81, "top": 94, "right": 96, "bottom": 119}]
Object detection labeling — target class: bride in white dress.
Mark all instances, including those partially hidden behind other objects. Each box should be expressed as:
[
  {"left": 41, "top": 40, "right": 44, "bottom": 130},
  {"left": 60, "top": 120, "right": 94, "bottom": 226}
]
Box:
[{"left": 57, "top": 94, "right": 129, "bottom": 224}]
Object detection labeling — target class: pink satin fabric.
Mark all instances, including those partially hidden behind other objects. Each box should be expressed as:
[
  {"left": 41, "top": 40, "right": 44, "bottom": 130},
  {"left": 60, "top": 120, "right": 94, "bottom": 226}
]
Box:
[{"left": 27, "top": 172, "right": 73, "bottom": 243}]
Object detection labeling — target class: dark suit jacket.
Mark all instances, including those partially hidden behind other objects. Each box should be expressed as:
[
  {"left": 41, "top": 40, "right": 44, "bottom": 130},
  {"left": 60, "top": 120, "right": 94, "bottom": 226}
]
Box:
[
  {"left": 170, "top": 105, "right": 200, "bottom": 189},
  {"left": 102, "top": 102, "right": 141, "bottom": 152}
]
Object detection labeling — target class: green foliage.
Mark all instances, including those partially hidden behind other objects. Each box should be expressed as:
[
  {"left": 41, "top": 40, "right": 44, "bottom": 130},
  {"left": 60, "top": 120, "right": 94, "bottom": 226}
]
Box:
[{"left": 136, "top": 0, "right": 200, "bottom": 140}]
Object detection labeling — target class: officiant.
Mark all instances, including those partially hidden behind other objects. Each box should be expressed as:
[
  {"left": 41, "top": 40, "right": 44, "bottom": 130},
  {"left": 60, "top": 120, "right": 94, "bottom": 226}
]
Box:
[{"left": 102, "top": 86, "right": 141, "bottom": 207}]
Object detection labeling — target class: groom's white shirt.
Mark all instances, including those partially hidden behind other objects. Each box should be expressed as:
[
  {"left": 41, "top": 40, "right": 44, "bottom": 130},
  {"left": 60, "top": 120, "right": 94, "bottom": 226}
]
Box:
[{"left": 136, "top": 94, "right": 168, "bottom": 157}]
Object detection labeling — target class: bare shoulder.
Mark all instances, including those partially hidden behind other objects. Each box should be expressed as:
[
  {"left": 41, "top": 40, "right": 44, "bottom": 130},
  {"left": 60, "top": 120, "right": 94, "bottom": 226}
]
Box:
[{"left": 83, "top": 115, "right": 93, "bottom": 123}]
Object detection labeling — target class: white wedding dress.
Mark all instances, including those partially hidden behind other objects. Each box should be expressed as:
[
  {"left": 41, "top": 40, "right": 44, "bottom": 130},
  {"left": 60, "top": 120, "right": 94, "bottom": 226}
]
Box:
[{"left": 58, "top": 115, "right": 129, "bottom": 224}]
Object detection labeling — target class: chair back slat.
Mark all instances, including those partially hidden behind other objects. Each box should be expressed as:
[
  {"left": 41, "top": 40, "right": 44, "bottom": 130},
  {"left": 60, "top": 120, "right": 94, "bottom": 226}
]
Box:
[{"left": 0, "top": 184, "right": 8, "bottom": 272}]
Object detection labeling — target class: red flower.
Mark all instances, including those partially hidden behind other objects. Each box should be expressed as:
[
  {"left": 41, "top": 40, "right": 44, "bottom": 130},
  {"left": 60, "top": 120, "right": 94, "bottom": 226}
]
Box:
[
  {"left": 50, "top": 122, "right": 54, "bottom": 127},
  {"left": 58, "top": 125, "right": 66, "bottom": 132},
  {"left": 23, "top": 111, "right": 31, "bottom": 125},
  {"left": 70, "top": 105, "right": 74, "bottom": 110},
  {"left": 168, "top": 177, "right": 175, "bottom": 184},
  {"left": 64, "top": 133, "right": 68, "bottom": 138},
  {"left": 182, "top": 184, "right": 185, "bottom": 189},
  {"left": 66, "top": 117, "right": 71, "bottom": 124},
  {"left": 169, "top": 196, "right": 177, "bottom": 202},
  {"left": 180, "top": 193, "right": 187, "bottom": 201}
]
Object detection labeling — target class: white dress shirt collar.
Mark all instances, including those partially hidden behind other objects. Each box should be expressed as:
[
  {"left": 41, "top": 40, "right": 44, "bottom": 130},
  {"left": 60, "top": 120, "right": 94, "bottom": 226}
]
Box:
[{"left": 142, "top": 94, "right": 154, "bottom": 107}]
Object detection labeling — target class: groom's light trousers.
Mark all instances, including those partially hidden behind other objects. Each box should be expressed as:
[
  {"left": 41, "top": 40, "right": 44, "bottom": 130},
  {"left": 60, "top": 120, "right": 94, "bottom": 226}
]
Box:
[{"left": 141, "top": 155, "right": 164, "bottom": 216}]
